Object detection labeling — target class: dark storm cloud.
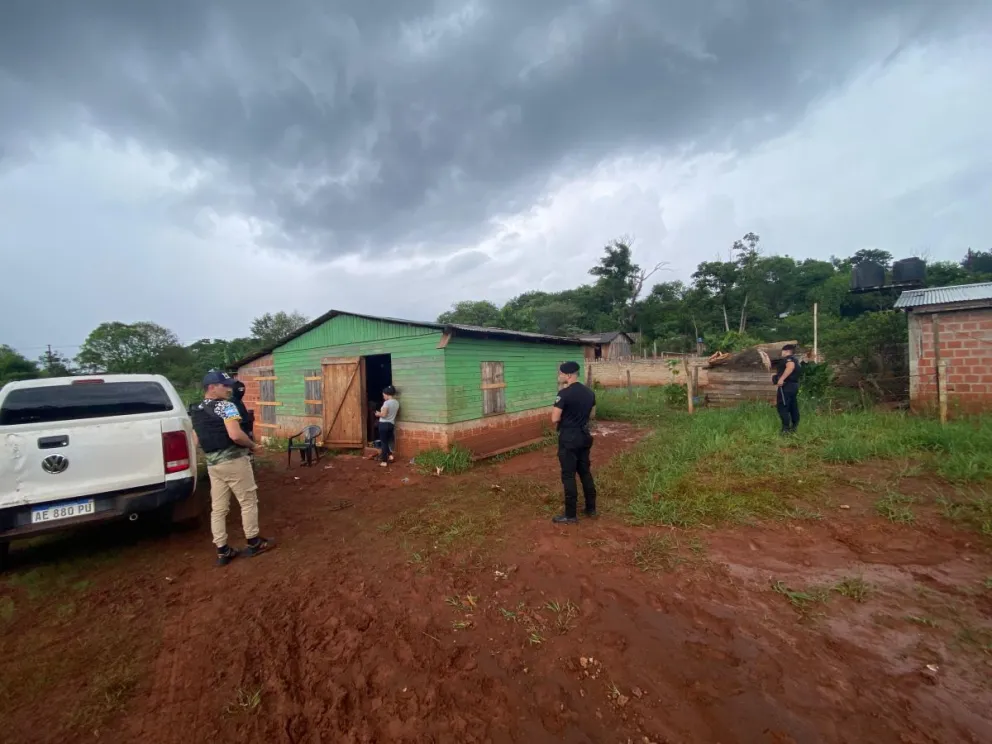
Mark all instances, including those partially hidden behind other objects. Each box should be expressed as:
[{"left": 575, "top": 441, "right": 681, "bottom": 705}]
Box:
[{"left": 0, "top": 0, "right": 981, "bottom": 257}]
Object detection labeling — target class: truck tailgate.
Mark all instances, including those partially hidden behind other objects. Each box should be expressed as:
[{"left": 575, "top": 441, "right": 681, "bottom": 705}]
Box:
[{"left": 1, "top": 418, "right": 167, "bottom": 508}]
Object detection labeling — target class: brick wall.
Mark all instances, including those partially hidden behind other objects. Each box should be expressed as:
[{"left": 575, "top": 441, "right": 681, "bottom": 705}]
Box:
[
  {"left": 394, "top": 407, "right": 554, "bottom": 459},
  {"left": 235, "top": 354, "right": 273, "bottom": 434},
  {"left": 909, "top": 308, "right": 992, "bottom": 414}
]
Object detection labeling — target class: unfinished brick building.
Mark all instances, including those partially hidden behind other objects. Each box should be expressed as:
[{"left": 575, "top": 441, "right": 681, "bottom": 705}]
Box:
[{"left": 895, "top": 282, "right": 992, "bottom": 415}]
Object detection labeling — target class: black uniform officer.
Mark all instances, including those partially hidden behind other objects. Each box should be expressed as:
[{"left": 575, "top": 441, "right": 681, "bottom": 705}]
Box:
[
  {"left": 551, "top": 361, "right": 597, "bottom": 525},
  {"left": 231, "top": 380, "right": 255, "bottom": 439},
  {"left": 772, "top": 344, "right": 802, "bottom": 434}
]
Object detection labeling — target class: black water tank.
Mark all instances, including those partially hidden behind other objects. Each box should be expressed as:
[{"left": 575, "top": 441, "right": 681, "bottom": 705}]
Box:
[
  {"left": 892, "top": 257, "right": 926, "bottom": 285},
  {"left": 851, "top": 261, "right": 885, "bottom": 290}
]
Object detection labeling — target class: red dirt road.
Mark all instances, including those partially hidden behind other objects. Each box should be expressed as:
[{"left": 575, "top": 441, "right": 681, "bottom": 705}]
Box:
[{"left": 2, "top": 423, "right": 991, "bottom": 743}]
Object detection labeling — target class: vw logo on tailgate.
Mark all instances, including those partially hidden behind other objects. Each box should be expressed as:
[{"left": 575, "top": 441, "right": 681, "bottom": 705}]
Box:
[{"left": 41, "top": 455, "right": 69, "bottom": 474}]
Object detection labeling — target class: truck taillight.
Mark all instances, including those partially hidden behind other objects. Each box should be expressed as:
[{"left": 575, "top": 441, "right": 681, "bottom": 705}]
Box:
[{"left": 162, "top": 431, "right": 191, "bottom": 474}]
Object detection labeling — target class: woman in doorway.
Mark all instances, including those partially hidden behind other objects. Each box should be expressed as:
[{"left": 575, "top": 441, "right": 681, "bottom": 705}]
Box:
[{"left": 375, "top": 386, "right": 399, "bottom": 467}]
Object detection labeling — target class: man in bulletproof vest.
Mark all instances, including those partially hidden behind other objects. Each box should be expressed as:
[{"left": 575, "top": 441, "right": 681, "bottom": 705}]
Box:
[
  {"left": 191, "top": 371, "right": 275, "bottom": 566},
  {"left": 551, "top": 361, "right": 597, "bottom": 525},
  {"left": 772, "top": 344, "right": 802, "bottom": 435}
]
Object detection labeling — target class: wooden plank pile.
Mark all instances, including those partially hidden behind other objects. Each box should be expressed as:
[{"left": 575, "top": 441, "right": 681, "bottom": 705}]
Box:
[{"left": 704, "top": 370, "right": 776, "bottom": 407}]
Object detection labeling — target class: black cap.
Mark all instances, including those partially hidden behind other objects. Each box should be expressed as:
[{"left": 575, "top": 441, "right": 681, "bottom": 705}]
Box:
[
  {"left": 559, "top": 361, "right": 580, "bottom": 375},
  {"left": 383, "top": 385, "right": 396, "bottom": 395},
  {"left": 202, "top": 370, "right": 236, "bottom": 388}
]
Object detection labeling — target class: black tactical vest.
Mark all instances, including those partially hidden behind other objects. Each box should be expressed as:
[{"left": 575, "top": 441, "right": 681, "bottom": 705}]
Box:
[
  {"left": 191, "top": 399, "right": 239, "bottom": 453},
  {"left": 774, "top": 355, "right": 802, "bottom": 387}
]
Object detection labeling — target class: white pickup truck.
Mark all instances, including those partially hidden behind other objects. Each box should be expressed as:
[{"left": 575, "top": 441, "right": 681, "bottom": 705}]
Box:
[{"left": 0, "top": 374, "right": 198, "bottom": 567}]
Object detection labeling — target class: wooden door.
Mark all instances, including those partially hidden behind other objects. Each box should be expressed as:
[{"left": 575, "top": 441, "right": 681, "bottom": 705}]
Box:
[{"left": 321, "top": 357, "right": 366, "bottom": 448}]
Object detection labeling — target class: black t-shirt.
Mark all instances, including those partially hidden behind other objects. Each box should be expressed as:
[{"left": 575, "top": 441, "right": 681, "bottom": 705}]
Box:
[
  {"left": 554, "top": 382, "right": 596, "bottom": 431},
  {"left": 773, "top": 355, "right": 802, "bottom": 388}
]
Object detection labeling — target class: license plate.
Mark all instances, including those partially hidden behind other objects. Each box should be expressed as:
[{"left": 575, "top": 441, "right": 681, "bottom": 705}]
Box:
[{"left": 31, "top": 499, "right": 96, "bottom": 524}]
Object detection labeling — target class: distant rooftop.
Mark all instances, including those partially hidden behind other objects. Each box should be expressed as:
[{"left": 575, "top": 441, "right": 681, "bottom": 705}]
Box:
[
  {"left": 577, "top": 331, "right": 632, "bottom": 344},
  {"left": 893, "top": 282, "right": 992, "bottom": 310}
]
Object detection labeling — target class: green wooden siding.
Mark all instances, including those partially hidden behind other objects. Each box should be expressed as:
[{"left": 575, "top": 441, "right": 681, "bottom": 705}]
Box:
[
  {"left": 442, "top": 337, "right": 585, "bottom": 424},
  {"left": 273, "top": 315, "right": 446, "bottom": 423},
  {"left": 269, "top": 313, "right": 584, "bottom": 426}
]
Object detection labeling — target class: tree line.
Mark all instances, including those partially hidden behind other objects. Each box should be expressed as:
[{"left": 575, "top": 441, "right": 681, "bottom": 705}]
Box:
[
  {"left": 0, "top": 312, "right": 309, "bottom": 393},
  {"left": 4, "top": 240, "right": 990, "bottom": 393},
  {"left": 437, "top": 238, "right": 992, "bottom": 376}
]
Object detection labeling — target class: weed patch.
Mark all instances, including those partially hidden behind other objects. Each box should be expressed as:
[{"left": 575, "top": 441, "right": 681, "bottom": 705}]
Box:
[
  {"left": 936, "top": 489, "right": 992, "bottom": 536},
  {"left": 631, "top": 533, "right": 684, "bottom": 572},
  {"left": 772, "top": 580, "right": 830, "bottom": 620},
  {"left": 225, "top": 686, "right": 262, "bottom": 716},
  {"left": 875, "top": 492, "right": 916, "bottom": 524},
  {"left": 833, "top": 577, "right": 871, "bottom": 603},
  {"left": 413, "top": 446, "right": 473, "bottom": 476}
]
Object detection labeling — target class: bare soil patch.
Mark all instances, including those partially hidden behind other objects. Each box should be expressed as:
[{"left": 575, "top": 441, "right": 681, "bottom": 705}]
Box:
[{"left": 2, "top": 421, "right": 990, "bottom": 743}]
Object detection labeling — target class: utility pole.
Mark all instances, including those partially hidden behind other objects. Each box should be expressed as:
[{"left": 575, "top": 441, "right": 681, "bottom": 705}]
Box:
[{"left": 45, "top": 345, "right": 54, "bottom": 374}]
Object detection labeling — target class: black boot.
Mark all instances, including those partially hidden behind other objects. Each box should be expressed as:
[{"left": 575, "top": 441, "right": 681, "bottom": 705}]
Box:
[{"left": 552, "top": 514, "right": 578, "bottom": 525}]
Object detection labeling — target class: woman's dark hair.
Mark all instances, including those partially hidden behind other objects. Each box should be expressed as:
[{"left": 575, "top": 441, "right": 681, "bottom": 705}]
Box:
[
  {"left": 383, "top": 385, "right": 396, "bottom": 396},
  {"left": 782, "top": 344, "right": 798, "bottom": 353}
]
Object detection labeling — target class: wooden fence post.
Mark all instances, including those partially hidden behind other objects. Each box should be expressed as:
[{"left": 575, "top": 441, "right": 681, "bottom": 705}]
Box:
[
  {"left": 938, "top": 360, "right": 949, "bottom": 425},
  {"left": 932, "top": 315, "right": 942, "bottom": 419},
  {"left": 626, "top": 369, "right": 633, "bottom": 402},
  {"left": 682, "top": 357, "right": 694, "bottom": 414}
]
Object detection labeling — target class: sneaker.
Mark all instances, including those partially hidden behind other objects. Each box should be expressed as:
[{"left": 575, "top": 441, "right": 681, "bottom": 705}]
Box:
[
  {"left": 380, "top": 461, "right": 388, "bottom": 468},
  {"left": 583, "top": 510, "right": 599, "bottom": 518},
  {"left": 216, "top": 546, "right": 239, "bottom": 567},
  {"left": 552, "top": 514, "right": 578, "bottom": 525},
  {"left": 243, "top": 537, "right": 275, "bottom": 557}
]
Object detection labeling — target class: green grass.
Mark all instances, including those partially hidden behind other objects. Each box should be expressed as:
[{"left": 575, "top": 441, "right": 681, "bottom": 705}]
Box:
[
  {"left": 413, "top": 445, "right": 474, "bottom": 475},
  {"left": 936, "top": 489, "right": 992, "bottom": 536},
  {"left": 772, "top": 580, "right": 831, "bottom": 619},
  {"left": 875, "top": 491, "right": 916, "bottom": 524},
  {"left": 594, "top": 390, "right": 992, "bottom": 528}
]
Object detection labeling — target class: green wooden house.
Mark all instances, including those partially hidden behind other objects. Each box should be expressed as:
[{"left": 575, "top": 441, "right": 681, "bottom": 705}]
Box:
[{"left": 230, "top": 311, "right": 589, "bottom": 458}]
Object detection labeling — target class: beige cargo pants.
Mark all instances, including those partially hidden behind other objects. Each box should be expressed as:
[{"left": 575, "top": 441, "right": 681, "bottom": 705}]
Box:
[{"left": 207, "top": 456, "right": 260, "bottom": 548}]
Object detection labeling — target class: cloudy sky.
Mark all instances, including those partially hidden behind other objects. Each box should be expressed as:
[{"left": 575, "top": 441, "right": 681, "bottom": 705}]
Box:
[{"left": 2, "top": 0, "right": 991, "bottom": 357}]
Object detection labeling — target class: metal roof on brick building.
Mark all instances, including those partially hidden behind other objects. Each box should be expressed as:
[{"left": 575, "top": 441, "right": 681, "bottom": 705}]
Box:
[{"left": 893, "top": 282, "right": 992, "bottom": 310}]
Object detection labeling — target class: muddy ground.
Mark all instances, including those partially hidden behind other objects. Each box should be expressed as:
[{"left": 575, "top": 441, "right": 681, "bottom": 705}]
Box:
[{"left": 1, "top": 421, "right": 991, "bottom": 744}]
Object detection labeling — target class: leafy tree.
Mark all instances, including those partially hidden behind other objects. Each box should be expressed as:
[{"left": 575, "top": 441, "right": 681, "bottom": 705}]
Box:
[
  {"left": 692, "top": 259, "right": 740, "bottom": 333},
  {"left": 250, "top": 311, "right": 309, "bottom": 346},
  {"left": 821, "top": 311, "right": 908, "bottom": 377},
  {"left": 76, "top": 322, "right": 183, "bottom": 374},
  {"left": 961, "top": 249, "right": 992, "bottom": 275},
  {"left": 1, "top": 345, "right": 39, "bottom": 388},
  {"left": 437, "top": 301, "right": 502, "bottom": 327},
  {"left": 187, "top": 338, "right": 260, "bottom": 370},
  {"left": 850, "top": 249, "right": 893, "bottom": 269},
  {"left": 532, "top": 301, "right": 584, "bottom": 337},
  {"left": 588, "top": 239, "right": 666, "bottom": 330},
  {"left": 925, "top": 261, "right": 970, "bottom": 287},
  {"left": 37, "top": 349, "right": 74, "bottom": 377}
]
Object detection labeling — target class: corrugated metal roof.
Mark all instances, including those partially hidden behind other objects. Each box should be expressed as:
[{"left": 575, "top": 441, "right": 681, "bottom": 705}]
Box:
[
  {"left": 228, "top": 310, "right": 589, "bottom": 369},
  {"left": 893, "top": 282, "right": 992, "bottom": 309},
  {"left": 578, "top": 331, "right": 630, "bottom": 344}
]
